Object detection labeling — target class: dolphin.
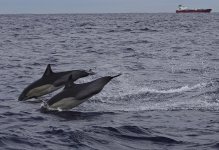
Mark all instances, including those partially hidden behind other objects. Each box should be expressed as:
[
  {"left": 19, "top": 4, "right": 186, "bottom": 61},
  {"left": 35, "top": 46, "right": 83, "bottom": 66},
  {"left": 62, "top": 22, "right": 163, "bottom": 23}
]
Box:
[
  {"left": 18, "top": 64, "right": 95, "bottom": 101},
  {"left": 41, "top": 73, "right": 121, "bottom": 111}
]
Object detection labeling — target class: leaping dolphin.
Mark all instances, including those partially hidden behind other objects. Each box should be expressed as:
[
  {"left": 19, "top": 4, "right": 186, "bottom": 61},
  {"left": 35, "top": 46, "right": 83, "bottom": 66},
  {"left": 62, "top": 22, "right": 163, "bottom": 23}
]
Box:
[
  {"left": 41, "top": 73, "right": 121, "bottom": 111},
  {"left": 18, "top": 64, "right": 95, "bottom": 101}
]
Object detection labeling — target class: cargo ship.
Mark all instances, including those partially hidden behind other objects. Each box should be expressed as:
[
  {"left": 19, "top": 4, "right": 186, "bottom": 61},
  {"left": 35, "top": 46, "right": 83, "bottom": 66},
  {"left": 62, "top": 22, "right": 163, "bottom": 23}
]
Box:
[{"left": 176, "top": 5, "right": 212, "bottom": 13}]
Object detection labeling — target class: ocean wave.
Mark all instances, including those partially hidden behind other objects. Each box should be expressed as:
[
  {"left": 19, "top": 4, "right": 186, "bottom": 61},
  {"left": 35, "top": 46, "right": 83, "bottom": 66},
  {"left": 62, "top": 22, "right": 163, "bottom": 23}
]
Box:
[
  {"left": 213, "top": 143, "right": 219, "bottom": 148},
  {"left": 0, "top": 133, "right": 47, "bottom": 150},
  {"left": 92, "top": 125, "right": 182, "bottom": 144},
  {"left": 41, "top": 109, "right": 115, "bottom": 120}
]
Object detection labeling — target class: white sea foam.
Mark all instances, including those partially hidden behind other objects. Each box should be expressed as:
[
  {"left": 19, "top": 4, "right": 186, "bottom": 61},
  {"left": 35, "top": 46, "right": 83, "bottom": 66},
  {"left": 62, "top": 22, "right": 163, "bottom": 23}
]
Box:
[
  {"left": 138, "top": 82, "right": 207, "bottom": 94},
  {"left": 83, "top": 82, "right": 212, "bottom": 112},
  {"left": 103, "top": 82, "right": 208, "bottom": 101}
]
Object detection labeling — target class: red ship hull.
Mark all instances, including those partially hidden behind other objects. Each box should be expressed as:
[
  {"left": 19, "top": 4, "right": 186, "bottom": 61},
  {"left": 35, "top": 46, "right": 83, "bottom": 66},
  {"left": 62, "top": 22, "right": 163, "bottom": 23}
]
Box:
[{"left": 176, "top": 9, "right": 212, "bottom": 13}]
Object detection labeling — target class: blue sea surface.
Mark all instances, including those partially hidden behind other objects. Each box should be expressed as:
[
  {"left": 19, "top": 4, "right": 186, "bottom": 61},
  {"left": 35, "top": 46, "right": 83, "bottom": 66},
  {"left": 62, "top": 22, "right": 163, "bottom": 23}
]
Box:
[{"left": 0, "top": 13, "right": 219, "bottom": 150}]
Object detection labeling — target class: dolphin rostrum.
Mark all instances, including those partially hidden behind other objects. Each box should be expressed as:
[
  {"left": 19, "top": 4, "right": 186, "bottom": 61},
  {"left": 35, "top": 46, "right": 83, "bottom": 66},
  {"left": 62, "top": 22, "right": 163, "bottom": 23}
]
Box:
[
  {"left": 18, "top": 64, "right": 95, "bottom": 101},
  {"left": 41, "top": 73, "right": 121, "bottom": 111}
]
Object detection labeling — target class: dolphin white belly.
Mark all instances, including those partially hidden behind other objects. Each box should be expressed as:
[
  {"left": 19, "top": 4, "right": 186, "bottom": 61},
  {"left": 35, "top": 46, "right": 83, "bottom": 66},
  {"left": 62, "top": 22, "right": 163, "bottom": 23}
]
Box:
[
  {"left": 27, "top": 84, "right": 62, "bottom": 98},
  {"left": 50, "top": 97, "right": 89, "bottom": 110}
]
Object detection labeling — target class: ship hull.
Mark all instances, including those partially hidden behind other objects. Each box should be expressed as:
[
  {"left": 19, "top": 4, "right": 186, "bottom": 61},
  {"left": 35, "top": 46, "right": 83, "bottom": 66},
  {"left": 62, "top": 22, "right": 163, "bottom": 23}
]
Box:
[{"left": 176, "top": 9, "right": 212, "bottom": 13}]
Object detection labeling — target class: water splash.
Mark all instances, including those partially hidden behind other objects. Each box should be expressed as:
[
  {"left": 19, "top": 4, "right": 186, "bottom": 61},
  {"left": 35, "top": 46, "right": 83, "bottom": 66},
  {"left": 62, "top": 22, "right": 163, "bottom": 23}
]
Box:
[
  {"left": 72, "top": 82, "right": 216, "bottom": 112},
  {"left": 138, "top": 82, "right": 208, "bottom": 94}
]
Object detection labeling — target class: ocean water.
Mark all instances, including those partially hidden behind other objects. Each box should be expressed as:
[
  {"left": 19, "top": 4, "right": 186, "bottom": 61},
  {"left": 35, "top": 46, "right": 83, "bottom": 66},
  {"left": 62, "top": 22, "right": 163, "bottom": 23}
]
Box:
[{"left": 0, "top": 13, "right": 219, "bottom": 150}]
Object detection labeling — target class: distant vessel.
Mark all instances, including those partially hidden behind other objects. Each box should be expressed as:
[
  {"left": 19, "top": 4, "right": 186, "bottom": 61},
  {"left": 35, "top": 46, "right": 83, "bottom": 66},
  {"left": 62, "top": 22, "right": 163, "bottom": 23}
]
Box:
[{"left": 176, "top": 5, "right": 212, "bottom": 13}]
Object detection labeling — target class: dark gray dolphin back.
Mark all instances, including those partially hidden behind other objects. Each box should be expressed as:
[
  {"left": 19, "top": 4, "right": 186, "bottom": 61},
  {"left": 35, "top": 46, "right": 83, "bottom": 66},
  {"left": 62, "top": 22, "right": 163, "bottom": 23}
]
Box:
[
  {"left": 76, "top": 74, "right": 122, "bottom": 99},
  {"left": 18, "top": 64, "right": 55, "bottom": 101},
  {"left": 53, "top": 70, "right": 90, "bottom": 87},
  {"left": 65, "top": 73, "right": 122, "bottom": 90},
  {"left": 47, "top": 74, "right": 122, "bottom": 106},
  {"left": 18, "top": 64, "right": 95, "bottom": 101}
]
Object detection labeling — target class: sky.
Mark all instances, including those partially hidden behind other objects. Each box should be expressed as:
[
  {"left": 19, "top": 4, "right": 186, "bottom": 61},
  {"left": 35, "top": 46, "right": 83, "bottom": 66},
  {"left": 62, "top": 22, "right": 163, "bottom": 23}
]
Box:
[{"left": 0, "top": 0, "right": 218, "bottom": 14}]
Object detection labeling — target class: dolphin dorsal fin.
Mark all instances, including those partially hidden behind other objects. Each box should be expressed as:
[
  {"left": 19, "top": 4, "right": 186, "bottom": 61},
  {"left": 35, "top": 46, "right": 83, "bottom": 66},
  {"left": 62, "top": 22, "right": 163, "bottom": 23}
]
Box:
[
  {"left": 64, "top": 75, "right": 75, "bottom": 89},
  {"left": 43, "top": 64, "right": 53, "bottom": 77}
]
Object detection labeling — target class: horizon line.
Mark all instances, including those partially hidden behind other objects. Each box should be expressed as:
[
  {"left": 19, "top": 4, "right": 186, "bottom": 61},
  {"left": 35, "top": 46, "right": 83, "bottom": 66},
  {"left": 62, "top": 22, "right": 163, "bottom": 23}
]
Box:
[{"left": 0, "top": 11, "right": 217, "bottom": 15}]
